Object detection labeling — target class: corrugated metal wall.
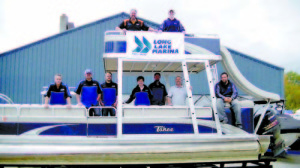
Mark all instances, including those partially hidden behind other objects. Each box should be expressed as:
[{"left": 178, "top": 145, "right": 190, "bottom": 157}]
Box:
[{"left": 0, "top": 13, "right": 284, "bottom": 104}]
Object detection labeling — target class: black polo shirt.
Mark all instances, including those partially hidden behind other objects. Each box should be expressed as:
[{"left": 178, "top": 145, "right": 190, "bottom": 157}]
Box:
[
  {"left": 75, "top": 78, "right": 102, "bottom": 95},
  {"left": 125, "top": 84, "right": 152, "bottom": 104},
  {"left": 45, "top": 82, "right": 71, "bottom": 99},
  {"left": 100, "top": 81, "right": 118, "bottom": 95},
  {"left": 149, "top": 81, "right": 168, "bottom": 105},
  {"left": 119, "top": 18, "right": 149, "bottom": 31}
]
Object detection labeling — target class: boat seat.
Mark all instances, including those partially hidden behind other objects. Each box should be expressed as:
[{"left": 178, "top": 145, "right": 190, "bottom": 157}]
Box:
[
  {"left": 81, "top": 86, "right": 98, "bottom": 108},
  {"left": 50, "top": 92, "right": 67, "bottom": 105},
  {"left": 135, "top": 92, "right": 150, "bottom": 106},
  {"left": 102, "top": 88, "right": 116, "bottom": 106}
]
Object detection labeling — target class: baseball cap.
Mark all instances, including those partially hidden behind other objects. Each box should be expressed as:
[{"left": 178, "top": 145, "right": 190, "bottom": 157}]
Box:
[{"left": 85, "top": 69, "right": 92, "bottom": 74}]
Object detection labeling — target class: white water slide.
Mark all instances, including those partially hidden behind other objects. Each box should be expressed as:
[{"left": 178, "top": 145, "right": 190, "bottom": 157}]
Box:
[{"left": 220, "top": 46, "right": 280, "bottom": 102}]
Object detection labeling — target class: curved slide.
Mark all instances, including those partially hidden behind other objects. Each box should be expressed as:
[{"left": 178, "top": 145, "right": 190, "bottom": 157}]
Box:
[{"left": 220, "top": 46, "right": 280, "bottom": 102}]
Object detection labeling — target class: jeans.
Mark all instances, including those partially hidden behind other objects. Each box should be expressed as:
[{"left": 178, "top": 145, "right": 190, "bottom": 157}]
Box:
[
  {"left": 87, "top": 103, "right": 102, "bottom": 116},
  {"left": 102, "top": 107, "right": 116, "bottom": 116},
  {"left": 216, "top": 98, "right": 242, "bottom": 125}
]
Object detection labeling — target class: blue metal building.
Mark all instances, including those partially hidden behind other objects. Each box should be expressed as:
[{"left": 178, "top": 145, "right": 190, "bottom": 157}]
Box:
[{"left": 0, "top": 12, "right": 284, "bottom": 104}]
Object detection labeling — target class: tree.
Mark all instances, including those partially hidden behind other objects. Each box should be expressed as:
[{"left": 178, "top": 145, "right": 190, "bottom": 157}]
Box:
[{"left": 284, "top": 71, "right": 300, "bottom": 112}]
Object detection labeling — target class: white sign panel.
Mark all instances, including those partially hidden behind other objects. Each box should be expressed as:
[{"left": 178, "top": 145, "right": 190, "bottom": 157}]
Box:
[{"left": 126, "top": 32, "right": 185, "bottom": 59}]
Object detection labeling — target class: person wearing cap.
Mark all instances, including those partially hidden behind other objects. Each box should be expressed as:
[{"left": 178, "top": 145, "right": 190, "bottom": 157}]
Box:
[
  {"left": 148, "top": 73, "right": 168, "bottom": 105},
  {"left": 100, "top": 72, "right": 118, "bottom": 116},
  {"left": 124, "top": 76, "right": 152, "bottom": 105},
  {"left": 116, "top": 9, "right": 155, "bottom": 32},
  {"left": 159, "top": 10, "right": 186, "bottom": 33},
  {"left": 75, "top": 69, "right": 102, "bottom": 115},
  {"left": 44, "top": 74, "right": 72, "bottom": 108}
]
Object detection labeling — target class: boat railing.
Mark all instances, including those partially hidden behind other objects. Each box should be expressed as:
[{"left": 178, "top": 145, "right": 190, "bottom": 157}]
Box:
[
  {"left": 87, "top": 106, "right": 117, "bottom": 117},
  {"left": 104, "top": 31, "right": 219, "bottom": 38},
  {"left": 122, "top": 106, "right": 212, "bottom": 119},
  {"left": 18, "top": 105, "right": 87, "bottom": 118}
]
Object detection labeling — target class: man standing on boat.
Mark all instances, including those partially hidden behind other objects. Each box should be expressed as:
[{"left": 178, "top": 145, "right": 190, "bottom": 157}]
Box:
[
  {"left": 100, "top": 72, "right": 118, "bottom": 116},
  {"left": 125, "top": 76, "right": 152, "bottom": 106},
  {"left": 149, "top": 73, "right": 168, "bottom": 106},
  {"left": 44, "top": 74, "right": 72, "bottom": 108},
  {"left": 215, "top": 72, "right": 242, "bottom": 128},
  {"left": 167, "top": 76, "right": 187, "bottom": 106},
  {"left": 116, "top": 9, "right": 155, "bottom": 32},
  {"left": 159, "top": 10, "right": 186, "bottom": 33},
  {"left": 75, "top": 69, "right": 102, "bottom": 116}
]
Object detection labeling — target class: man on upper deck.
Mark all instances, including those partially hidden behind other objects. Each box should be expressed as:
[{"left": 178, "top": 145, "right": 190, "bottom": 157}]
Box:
[
  {"left": 215, "top": 72, "right": 242, "bottom": 128},
  {"left": 149, "top": 73, "right": 168, "bottom": 106},
  {"left": 159, "top": 10, "right": 186, "bottom": 33},
  {"left": 116, "top": 9, "right": 155, "bottom": 32}
]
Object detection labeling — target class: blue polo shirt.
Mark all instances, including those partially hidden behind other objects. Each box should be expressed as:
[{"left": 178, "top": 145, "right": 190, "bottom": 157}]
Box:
[{"left": 159, "top": 18, "right": 185, "bottom": 32}]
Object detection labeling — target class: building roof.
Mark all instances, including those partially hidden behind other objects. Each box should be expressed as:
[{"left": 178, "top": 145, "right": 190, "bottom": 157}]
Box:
[
  {"left": 0, "top": 12, "right": 160, "bottom": 57},
  {"left": 0, "top": 12, "right": 283, "bottom": 71}
]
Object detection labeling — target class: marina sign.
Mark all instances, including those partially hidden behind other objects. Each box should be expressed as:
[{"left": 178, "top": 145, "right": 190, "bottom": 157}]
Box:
[{"left": 127, "top": 31, "right": 184, "bottom": 58}]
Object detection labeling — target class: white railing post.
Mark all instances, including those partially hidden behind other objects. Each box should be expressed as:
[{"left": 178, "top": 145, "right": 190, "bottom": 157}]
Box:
[
  {"left": 205, "top": 60, "right": 222, "bottom": 135},
  {"left": 182, "top": 60, "right": 199, "bottom": 135},
  {"left": 117, "top": 58, "right": 123, "bottom": 138}
]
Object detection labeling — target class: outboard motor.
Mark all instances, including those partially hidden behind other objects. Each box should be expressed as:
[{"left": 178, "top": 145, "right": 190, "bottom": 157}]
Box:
[{"left": 254, "top": 100, "right": 286, "bottom": 157}]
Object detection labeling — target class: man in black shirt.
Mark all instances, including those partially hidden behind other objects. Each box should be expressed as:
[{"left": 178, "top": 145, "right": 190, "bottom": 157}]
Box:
[
  {"left": 116, "top": 9, "right": 155, "bottom": 32},
  {"left": 100, "top": 72, "right": 118, "bottom": 116},
  {"left": 44, "top": 74, "right": 72, "bottom": 108},
  {"left": 148, "top": 73, "right": 168, "bottom": 105},
  {"left": 75, "top": 69, "right": 102, "bottom": 115},
  {"left": 125, "top": 76, "right": 152, "bottom": 105}
]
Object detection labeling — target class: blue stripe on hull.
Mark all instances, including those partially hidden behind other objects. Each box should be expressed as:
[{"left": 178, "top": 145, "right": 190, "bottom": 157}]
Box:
[
  {"left": 0, "top": 122, "right": 220, "bottom": 136},
  {"left": 88, "top": 124, "right": 117, "bottom": 136},
  {"left": 123, "top": 123, "right": 194, "bottom": 134},
  {"left": 40, "top": 124, "right": 87, "bottom": 136}
]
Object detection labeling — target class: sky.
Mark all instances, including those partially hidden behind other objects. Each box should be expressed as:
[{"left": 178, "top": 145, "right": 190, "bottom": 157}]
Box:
[{"left": 0, "top": 0, "right": 299, "bottom": 73}]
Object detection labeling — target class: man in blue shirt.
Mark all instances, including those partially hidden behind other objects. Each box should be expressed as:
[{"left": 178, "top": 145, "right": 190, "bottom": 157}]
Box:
[
  {"left": 159, "top": 10, "right": 186, "bottom": 33},
  {"left": 215, "top": 72, "right": 242, "bottom": 128}
]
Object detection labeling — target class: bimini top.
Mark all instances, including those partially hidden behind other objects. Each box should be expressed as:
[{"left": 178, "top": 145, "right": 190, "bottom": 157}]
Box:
[{"left": 103, "top": 31, "right": 221, "bottom": 73}]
